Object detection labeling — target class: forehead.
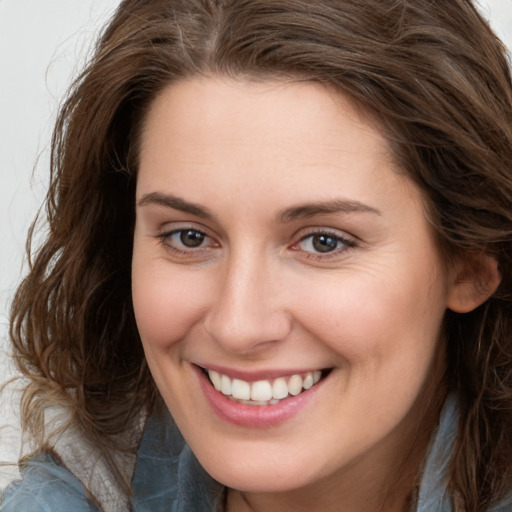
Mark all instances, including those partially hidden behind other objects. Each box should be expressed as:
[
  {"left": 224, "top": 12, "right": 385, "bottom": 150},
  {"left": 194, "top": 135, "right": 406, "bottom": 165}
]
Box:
[
  {"left": 141, "top": 77, "right": 386, "bottom": 144},
  {"left": 137, "top": 76, "right": 397, "bottom": 190}
]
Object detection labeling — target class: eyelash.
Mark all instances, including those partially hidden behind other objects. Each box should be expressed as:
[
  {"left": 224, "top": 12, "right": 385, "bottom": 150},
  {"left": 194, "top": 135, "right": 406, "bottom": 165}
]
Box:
[
  {"left": 156, "top": 227, "right": 357, "bottom": 259},
  {"left": 292, "top": 230, "right": 357, "bottom": 259},
  {"left": 157, "top": 228, "right": 215, "bottom": 255}
]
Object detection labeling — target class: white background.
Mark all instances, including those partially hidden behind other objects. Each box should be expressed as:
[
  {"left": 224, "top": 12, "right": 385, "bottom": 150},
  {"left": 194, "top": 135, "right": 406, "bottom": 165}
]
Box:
[{"left": 0, "top": 0, "right": 511, "bottom": 488}]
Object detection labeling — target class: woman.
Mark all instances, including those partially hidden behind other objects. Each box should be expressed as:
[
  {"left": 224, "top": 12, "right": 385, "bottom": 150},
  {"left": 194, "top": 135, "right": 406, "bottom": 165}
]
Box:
[{"left": 2, "top": 0, "right": 512, "bottom": 511}]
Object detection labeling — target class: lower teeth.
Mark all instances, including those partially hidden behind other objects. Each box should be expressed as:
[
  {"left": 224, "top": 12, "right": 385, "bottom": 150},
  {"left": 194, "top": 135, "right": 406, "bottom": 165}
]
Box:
[{"left": 229, "top": 397, "right": 283, "bottom": 406}]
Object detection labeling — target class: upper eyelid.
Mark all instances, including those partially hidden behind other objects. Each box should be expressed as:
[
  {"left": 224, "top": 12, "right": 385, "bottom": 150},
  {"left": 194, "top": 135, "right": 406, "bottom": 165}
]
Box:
[
  {"left": 293, "top": 226, "right": 357, "bottom": 243},
  {"left": 298, "top": 228, "right": 351, "bottom": 238},
  {"left": 156, "top": 224, "right": 208, "bottom": 239},
  {"left": 157, "top": 222, "right": 212, "bottom": 238}
]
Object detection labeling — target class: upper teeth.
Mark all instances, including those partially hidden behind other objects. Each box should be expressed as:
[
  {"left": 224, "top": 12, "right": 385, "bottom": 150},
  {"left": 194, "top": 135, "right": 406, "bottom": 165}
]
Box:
[{"left": 207, "top": 369, "right": 322, "bottom": 403}]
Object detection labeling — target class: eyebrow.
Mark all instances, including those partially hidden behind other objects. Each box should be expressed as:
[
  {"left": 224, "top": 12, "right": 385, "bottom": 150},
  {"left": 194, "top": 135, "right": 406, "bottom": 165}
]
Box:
[
  {"left": 278, "top": 199, "right": 381, "bottom": 222},
  {"left": 137, "top": 192, "right": 214, "bottom": 219},
  {"left": 137, "top": 192, "right": 381, "bottom": 222}
]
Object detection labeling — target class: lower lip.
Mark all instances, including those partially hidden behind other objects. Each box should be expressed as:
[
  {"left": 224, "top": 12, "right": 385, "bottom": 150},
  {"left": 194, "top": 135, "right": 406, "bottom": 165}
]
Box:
[{"left": 194, "top": 366, "right": 325, "bottom": 428}]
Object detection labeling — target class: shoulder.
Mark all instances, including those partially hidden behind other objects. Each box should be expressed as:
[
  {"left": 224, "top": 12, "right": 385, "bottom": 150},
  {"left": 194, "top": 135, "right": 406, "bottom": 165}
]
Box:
[{"left": 1, "top": 451, "right": 100, "bottom": 512}]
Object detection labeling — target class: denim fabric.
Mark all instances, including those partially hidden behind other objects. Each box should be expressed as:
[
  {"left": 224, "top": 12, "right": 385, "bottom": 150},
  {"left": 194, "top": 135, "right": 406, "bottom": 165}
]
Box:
[
  {"left": 0, "top": 453, "right": 101, "bottom": 512},
  {"left": 416, "top": 395, "right": 512, "bottom": 512}
]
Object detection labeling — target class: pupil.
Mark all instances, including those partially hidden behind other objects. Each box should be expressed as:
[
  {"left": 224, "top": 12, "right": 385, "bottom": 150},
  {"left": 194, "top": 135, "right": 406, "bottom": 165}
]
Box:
[
  {"left": 312, "top": 234, "right": 338, "bottom": 253},
  {"left": 180, "top": 230, "right": 204, "bottom": 247}
]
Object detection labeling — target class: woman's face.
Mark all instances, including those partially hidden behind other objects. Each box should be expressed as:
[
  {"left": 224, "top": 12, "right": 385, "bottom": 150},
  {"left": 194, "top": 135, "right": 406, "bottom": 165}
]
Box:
[{"left": 132, "top": 77, "right": 457, "bottom": 498}]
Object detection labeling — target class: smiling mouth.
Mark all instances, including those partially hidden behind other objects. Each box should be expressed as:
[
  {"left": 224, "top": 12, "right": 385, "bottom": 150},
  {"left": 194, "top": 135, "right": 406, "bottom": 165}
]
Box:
[{"left": 203, "top": 368, "right": 330, "bottom": 406}]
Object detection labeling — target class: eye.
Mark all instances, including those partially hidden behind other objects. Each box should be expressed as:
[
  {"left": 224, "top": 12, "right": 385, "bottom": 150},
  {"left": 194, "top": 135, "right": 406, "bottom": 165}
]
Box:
[
  {"left": 294, "top": 230, "right": 356, "bottom": 256},
  {"left": 157, "top": 227, "right": 216, "bottom": 254},
  {"left": 175, "top": 229, "right": 206, "bottom": 248}
]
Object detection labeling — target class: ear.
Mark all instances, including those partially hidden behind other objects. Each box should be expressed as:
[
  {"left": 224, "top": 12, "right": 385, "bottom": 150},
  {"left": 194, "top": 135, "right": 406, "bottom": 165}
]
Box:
[{"left": 446, "top": 254, "right": 501, "bottom": 313}]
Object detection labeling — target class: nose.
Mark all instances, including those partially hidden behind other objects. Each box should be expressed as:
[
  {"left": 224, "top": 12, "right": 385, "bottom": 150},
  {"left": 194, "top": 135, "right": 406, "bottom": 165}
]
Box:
[{"left": 203, "top": 249, "right": 293, "bottom": 355}]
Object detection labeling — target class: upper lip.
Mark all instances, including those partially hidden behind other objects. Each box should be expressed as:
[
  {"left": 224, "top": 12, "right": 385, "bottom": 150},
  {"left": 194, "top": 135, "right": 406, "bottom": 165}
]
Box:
[{"left": 194, "top": 363, "right": 330, "bottom": 382}]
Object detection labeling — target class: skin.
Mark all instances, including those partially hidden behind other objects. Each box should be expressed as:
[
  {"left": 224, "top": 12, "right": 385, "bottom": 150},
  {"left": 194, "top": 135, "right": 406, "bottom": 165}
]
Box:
[{"left": 131, "top": 77, "right": 483, "bottom": 512}]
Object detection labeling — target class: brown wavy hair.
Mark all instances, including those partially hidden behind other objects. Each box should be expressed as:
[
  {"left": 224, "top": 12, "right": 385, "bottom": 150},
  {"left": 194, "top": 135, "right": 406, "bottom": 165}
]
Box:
[{"left": 10, "top": 0, "right": 512, "bottom": 509}]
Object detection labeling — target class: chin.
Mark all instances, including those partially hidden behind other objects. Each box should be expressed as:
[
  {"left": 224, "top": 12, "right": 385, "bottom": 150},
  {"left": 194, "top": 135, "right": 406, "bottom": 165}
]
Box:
[
  {"left": 193, "top": 441, "right": 326, "bottom": 494},
  {"left": 208, "top": 465, "right": 310, "bottom": 494}
]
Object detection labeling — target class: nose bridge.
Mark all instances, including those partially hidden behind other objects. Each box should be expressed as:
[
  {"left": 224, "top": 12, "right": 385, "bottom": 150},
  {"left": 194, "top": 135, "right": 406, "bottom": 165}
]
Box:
[{"left": 204, "top": 245, "right": 291, "bottom": 353}]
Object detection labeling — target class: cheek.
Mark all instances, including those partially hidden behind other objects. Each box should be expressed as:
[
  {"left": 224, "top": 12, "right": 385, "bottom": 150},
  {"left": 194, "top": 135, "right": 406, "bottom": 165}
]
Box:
[
  {"left": 131, "top": 259, "right": 209, "bottom": 349},
  {"left": 292, "top": 263, "right": 448, "bottom": 367}
]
